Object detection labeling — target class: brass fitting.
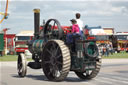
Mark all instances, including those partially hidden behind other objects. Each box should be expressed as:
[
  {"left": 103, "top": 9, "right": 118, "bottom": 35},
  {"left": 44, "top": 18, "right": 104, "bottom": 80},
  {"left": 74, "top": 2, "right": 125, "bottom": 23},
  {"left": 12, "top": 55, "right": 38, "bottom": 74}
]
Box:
[{"left": 33, "top": 9, "right": 40, "bottom": 13}]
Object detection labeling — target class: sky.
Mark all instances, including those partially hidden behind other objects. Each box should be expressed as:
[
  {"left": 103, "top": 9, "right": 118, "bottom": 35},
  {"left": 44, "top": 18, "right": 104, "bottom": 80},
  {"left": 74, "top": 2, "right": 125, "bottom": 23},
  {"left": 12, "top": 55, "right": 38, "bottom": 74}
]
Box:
[{"left": 0, "top": 0, "right": 128, "bottom": 34}]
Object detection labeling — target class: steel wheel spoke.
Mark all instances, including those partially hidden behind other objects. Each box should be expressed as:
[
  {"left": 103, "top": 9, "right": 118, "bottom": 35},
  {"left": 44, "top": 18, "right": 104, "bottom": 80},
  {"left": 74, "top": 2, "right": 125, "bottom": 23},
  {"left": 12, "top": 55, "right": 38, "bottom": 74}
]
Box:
[
  {"left": 50, "top": 45, "right": 55, "bottom": 53},
  {"left": 53, "top": 21, "right": 56, "bottom": 29},
  {"left": 18, "top": 62, "right": 22, "bottom": 69},
  {"left": 56, "top": 54, "right": 62, "bottom": 59},
  {"left": 46, "top": 48, "right": 53, "bottom": 56},
  {"left": 42, "top": 40, "right": 71, "bottom": 81},
  {"left": 51, "top": 42, "right": 56, "bottom": 50},
  {"left": 19, "top": 67, "right": 23, "bottom": 73},
  {"left": 44, "top": 61, "right": 51, "bottom": 64},
  {"left": 56, "top": 61, "right": 62, "bottom": 65},
  {"left": 52, "top": 65, "right": 59, "bottom": 77},
  {"left": 54, "top": 46, "right": 59, "bottom": 56},
  {"left": 18, "top": 61, "right": 23, "bottom": 73},
  {"left": 48, "top": 71, "right": 51, "bottom": 76},
  {"left": 52, "top": 68, "right": 56, "bottom": 77}
]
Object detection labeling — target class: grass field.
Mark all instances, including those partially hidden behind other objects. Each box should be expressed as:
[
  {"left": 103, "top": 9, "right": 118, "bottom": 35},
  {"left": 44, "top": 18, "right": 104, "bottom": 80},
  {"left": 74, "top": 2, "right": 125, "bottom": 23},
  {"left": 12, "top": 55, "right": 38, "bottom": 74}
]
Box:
[
  {"left": 103, "top": 51, "right": 128, "bottom": 59},
  {"left": 0, "top": 55, "right": 18, "bottom": 61},
  {"left": 0, "top": 52, "right": 128, "bottom": 61},
  {"left": 0, "top": 55, "right": 32, "bottom": 61}
]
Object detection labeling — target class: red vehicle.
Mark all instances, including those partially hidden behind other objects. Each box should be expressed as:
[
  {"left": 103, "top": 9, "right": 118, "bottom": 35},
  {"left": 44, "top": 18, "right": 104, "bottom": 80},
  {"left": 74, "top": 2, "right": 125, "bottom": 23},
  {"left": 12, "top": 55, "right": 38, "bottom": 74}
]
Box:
[
  {"left": 40, "top": 25, "right": 71, "bottom": 34},
  {"left": 109, "top": 32, "right": 128, "bottom": 53},
  {"left": 116, "top": 32, "right": 128, "bottom": 52},
  {"left": 6, "top": 34, "right": 15, "bottom": 55},
  {"left": 15, "top": 31, "right": 33, "bottom": 54}
]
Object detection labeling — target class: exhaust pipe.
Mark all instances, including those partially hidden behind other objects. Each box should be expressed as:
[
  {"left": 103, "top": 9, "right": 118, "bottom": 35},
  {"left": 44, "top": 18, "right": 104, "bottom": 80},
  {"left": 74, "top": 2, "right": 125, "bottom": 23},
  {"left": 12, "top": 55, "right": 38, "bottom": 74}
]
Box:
[{"left": 33, "top": 9, "right": 40, "bottom": 39}]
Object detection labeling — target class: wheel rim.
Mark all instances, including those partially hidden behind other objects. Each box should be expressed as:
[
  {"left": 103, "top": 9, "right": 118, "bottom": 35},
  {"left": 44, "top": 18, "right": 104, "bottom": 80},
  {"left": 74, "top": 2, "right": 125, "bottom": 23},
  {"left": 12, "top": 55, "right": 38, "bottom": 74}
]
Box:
[
  {"left": 44, "top": 19, "right": 63, "bottom": 40},
  {"left": 43, "top": 41, "right": 62, "bottom": 78},
  {"left": 75, "top": 58, "right": 102, "bottom": 80},
  {"left": 17, "top": 53, "right": 27, "bottom": 77},
  {"left": 18, "top": 56, "right": 22, "bottom": 73},
  {"left": 42, "top": 40, "right": 71, "bottom": 81}
]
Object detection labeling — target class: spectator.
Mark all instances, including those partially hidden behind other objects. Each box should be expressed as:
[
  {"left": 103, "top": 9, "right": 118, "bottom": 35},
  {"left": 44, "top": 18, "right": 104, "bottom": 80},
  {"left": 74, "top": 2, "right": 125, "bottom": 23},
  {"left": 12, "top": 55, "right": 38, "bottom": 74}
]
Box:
[
  {"left": 101, "top": 45, "right": 104, "bottom": 56},
  {"left": 103, "top": 45, "right": 106, "bottom": 56},
  {"left": 109, "top": 42, "right": 113, "bottom": 55},
  {"left": 105, "top": 43, "right": 109, "bottom": 57}
]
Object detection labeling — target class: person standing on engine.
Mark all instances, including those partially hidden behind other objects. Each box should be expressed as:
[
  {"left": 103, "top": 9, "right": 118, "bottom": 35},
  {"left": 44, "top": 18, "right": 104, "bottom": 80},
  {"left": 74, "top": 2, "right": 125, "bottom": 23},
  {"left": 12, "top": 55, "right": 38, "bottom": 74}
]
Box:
[{"left": 75, "top": 13, "right": 84, "bottom": 34}]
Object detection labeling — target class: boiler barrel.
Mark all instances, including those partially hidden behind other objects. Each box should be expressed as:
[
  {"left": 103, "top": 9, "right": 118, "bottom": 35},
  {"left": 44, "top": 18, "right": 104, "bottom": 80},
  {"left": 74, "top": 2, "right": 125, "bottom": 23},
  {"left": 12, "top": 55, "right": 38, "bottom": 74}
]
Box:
[
  {"left": 28, "top": 39, "right": 44, "bottom": 53},
  {"left": 32, "top": 40, "right": 44, "bottom": 53}
]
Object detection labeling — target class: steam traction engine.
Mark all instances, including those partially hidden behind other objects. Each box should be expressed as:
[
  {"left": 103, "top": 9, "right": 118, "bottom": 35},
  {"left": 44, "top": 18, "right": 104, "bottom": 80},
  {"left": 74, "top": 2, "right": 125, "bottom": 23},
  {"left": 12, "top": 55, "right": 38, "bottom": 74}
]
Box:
[{"left": 17, "top": 9, "right": 102, "bottom": 81}]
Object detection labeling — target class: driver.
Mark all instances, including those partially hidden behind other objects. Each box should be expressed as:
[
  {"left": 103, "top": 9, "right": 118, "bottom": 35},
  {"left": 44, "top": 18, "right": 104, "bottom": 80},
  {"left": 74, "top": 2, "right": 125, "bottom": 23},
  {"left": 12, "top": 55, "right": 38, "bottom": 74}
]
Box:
[
  {"left": 71, "top": 19, "right": 80, "bottom": 34},
  {"left": 66, "top": 19, "right": 80, "bottom": 44}
]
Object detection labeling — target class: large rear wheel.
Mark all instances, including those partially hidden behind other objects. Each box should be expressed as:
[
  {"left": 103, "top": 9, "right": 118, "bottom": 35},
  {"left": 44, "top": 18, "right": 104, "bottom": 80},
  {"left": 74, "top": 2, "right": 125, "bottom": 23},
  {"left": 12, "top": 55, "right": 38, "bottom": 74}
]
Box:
[
  {"left": 42, "top": 40, "right": 71, "bottom": 81},
  {"left": 75, "top": 58, "right": 101, "bottom": 80}
]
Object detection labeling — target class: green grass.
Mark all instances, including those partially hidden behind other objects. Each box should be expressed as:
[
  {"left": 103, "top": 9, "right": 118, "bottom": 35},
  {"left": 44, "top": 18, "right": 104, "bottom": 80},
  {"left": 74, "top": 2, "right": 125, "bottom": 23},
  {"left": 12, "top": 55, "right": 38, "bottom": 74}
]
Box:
[
  {"left": 0, "top": 52, "right": 128, "bottom": 61},
  {"left": 103, "top": 51, "right": 128, "bottom": 59},
  {"left": 0, "top": 55, "right": 32, "bottom": 61},
  {"left": 0, "top": 55, "right": 18, "bottom": 61}
]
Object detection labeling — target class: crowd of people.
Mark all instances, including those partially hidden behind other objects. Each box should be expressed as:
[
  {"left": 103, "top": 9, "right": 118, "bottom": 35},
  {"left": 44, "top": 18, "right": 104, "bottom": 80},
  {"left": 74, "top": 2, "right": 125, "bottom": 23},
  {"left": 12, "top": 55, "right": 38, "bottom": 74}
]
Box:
[{"left": 98, "top": 42, "right": 114, "bottom": 56}]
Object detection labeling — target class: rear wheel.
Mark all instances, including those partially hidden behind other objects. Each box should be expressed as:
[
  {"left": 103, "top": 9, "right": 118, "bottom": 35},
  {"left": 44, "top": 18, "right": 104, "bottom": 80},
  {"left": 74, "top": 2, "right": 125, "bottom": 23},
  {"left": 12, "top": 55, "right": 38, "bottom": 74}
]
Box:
[
  {"left": 17, "top": 53, "right": 27, "bottom": 77},
  {"left": 42, "top": 40, "right": 71, "bottom": 81},
  {"left": 75, "top": 58, "right": 101, "bottom": 79}
]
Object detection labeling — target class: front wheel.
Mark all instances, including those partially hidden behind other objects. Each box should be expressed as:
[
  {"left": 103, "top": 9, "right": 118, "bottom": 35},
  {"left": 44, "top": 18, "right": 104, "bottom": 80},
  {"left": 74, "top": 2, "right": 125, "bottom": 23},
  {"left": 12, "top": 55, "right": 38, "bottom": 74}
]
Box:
[{"left": 17, "top": 53, "right": 27, "bottom": 77}]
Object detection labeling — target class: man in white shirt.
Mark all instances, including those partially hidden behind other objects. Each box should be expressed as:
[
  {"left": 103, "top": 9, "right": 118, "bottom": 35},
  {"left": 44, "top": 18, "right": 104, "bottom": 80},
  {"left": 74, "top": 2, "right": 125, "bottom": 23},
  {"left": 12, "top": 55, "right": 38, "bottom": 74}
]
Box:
[{"left": 75, "top": 13, "right": 84, "bottom": 33}]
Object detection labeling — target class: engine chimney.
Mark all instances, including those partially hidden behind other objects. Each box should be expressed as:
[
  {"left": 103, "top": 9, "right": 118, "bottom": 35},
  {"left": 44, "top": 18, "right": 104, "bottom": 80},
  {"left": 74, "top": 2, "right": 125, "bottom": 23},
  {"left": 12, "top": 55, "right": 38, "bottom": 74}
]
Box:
[{"left": 33, "top": 9, "right": 40, "bottom": 39}]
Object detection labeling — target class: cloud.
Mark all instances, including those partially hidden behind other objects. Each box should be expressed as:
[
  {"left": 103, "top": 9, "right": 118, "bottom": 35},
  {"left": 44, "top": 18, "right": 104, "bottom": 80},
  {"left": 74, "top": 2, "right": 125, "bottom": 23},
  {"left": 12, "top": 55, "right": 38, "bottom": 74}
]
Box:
[
  {"left": 1, "top": 0, "right": 128, "bottom": 33},
  {"left": 78, "top": 1, "right": 128, "bottom": 16},
  {"left": 1, "top": 0, "right": 128, "bottom": 1}
]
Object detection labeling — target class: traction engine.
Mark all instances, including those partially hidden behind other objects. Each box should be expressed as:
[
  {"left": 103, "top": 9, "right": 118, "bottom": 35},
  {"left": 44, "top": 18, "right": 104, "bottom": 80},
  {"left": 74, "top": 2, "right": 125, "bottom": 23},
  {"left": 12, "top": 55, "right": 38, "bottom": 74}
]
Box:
[{"left": 17, "top": 9, "right": 102, "bottom": 81}]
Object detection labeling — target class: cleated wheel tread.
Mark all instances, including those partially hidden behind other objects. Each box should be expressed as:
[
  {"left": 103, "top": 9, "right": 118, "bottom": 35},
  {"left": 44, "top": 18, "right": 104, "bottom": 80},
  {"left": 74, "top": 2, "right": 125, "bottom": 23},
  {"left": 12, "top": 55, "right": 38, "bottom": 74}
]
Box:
[
  {"left": 75, "top": 58, "right": 102, "bottom": 80},
  {"left": 42, "top": 40, "right": 71, "bottom": 81}
]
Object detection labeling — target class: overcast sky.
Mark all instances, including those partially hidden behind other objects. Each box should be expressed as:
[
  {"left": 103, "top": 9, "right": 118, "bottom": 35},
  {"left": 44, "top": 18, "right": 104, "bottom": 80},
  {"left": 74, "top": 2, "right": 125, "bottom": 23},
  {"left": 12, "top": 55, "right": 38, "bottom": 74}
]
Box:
[{"left": 0, "top": 0, "right": 128, "bottom": 34}]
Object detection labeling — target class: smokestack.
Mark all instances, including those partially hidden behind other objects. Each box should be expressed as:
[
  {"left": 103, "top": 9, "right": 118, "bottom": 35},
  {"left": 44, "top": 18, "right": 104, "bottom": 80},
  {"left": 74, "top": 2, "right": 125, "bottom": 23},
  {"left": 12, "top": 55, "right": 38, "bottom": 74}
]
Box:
[{"left": 33, "top": 9, "right": 40, "bottom": 39}]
